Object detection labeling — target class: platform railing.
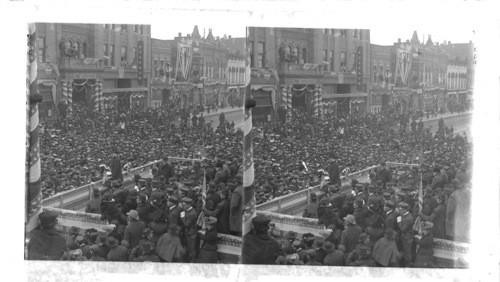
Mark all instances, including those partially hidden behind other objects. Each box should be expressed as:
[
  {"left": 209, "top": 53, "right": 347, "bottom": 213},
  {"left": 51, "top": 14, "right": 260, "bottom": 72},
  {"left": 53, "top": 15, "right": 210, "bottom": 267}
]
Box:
[
  {"left": 42, "top": 157, "right": 204, "bottom": 210},
  {"left": 42, "top": 207, "right": 241, "bottom": 263}
]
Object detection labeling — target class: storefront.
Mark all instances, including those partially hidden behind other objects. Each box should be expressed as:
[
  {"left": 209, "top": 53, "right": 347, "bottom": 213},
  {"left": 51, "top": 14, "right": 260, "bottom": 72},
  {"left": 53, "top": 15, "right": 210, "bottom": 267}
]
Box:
[
  {"left": 102, "top": 87, "right": 148, "bottom": 111},
  {"left": 37, "top": 80, "right": 57, "bottom": 117}
]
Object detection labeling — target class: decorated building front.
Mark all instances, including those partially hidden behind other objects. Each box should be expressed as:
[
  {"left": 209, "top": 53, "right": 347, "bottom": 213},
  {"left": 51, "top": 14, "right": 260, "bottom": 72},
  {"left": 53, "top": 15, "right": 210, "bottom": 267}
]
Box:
[{"left": 250, "top": 68, "right": 279, "bottom": 122}]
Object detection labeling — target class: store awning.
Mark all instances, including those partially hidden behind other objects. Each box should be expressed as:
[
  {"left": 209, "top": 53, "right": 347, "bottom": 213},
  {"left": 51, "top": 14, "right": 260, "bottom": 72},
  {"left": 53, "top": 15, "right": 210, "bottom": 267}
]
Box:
[
  {"left": 103, "top": 87, "right": 148, "bottom": 93},
  {"left": 323, "top": 93, "right": 368, "bottom": 98}
]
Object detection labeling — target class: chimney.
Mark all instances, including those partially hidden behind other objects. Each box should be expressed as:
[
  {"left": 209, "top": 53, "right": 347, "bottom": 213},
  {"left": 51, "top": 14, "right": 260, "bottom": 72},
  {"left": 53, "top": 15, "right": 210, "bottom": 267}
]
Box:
[
  {"left": 178, "top": 32, "right": 181, "bottom": 38},
  {"left": 398, "top": 38, "right": 401, "bottom": 43}
]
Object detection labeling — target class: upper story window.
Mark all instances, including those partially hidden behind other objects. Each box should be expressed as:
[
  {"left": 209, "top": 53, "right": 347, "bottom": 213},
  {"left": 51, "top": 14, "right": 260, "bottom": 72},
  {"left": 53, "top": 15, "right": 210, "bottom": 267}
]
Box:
[
  {"left": 341, "top": 30, "right": 347, "bottom": 38},
  {"left": 37, "top": 37, "right": 46, "bottom": 63}
]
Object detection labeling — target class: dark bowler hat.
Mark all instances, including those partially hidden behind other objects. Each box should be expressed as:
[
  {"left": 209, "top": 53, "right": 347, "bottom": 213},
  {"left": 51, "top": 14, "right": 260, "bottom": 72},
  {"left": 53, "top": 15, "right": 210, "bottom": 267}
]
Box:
[
  {"left": 183, "top": 198, "right": 193, "bottom": 205},
  {"left": 385, "top": 200, "right": 395, "bottom": 209},
  {"left": 92, "top": 187, "right": 100, "bottom": 195},
  {"left": 39, "top": 210, "right": 58, "bottom": 227},
  {"left": 252, "top": 215, "right": 271, "bottom": 231}
]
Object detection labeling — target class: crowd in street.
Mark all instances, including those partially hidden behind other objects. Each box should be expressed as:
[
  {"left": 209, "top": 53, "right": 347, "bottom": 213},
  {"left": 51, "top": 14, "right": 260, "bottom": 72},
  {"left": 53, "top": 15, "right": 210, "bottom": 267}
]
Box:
[
  {"left": 252, "top": 107, "right": 468, "bottom": 204},
  {"left": 243, "top": 107, "right": 471, "bottom": 267},
  {"left": 28, "top": 150, "right": 244, "bottom": 263},
  {"left": 39, "top": 102, "right": 238, "bottom": 199}
]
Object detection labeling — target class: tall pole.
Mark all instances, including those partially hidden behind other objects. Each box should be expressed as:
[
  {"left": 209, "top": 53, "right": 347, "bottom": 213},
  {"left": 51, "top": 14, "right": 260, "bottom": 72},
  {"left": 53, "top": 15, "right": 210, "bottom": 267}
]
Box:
[
  {"left": 26, "top": 23, "right": 44, "bottom": 233},
  {"left": 242, "top": 27, "right": 256, "bottom": 235}
]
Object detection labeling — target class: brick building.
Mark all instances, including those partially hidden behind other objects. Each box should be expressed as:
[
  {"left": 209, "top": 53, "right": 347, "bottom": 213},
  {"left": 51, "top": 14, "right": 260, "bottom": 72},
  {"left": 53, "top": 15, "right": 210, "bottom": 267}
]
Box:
[
  {"left": 35, "top": 23, "right": 152, "bottom": 116},
  {"left": 247, "top": 27, "right": 371, "bottom": 119},
  {"left": 442, "top": 41, "right": 474, "bottom": 111}
]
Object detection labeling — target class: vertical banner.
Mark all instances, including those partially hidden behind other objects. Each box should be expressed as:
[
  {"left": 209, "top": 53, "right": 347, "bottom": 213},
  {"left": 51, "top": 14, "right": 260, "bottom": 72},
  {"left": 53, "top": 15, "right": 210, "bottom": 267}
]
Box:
[
  {"left": 356, "top": 45, "right": 363, "bottom": 91},
  {"left": 26, "top": 23, "right": 43, "bottom": 233},
  {"left": 137, "top": 40, "right": 144, "bottom": 86},
  {"left": 196, "top": 170, "right": 207, "bottom": 229},
  {"left": 242, "top": 28, "right": 256, "bottom": 235}
]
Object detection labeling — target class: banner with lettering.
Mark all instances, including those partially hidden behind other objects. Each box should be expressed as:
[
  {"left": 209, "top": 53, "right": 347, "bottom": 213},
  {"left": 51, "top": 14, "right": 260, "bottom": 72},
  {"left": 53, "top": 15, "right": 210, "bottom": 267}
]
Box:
[
  {"left": 356, "top": 46, "right": 363, "bottom": 91},
  {"left": 137, "top": 41, "right": 144, "bottom": 86}
]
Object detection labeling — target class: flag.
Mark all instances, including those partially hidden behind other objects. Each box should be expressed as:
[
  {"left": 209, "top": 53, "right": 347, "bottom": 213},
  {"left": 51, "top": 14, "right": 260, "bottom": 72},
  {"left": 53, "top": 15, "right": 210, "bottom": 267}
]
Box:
[
  {"left": 26, "top": 23, "right": 43, "bottom": 233},
  {"left": 196, "top": 170, "right": 207, "bottom": 229},
  {"left": 412, "top": 146, "right": 424, "bottom": 234}
]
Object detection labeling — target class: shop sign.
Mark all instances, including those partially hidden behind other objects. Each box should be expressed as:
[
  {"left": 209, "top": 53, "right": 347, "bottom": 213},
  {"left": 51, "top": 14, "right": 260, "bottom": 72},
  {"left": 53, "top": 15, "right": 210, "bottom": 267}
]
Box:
[
  {"left": 65, "top": 73, "right": 97, "bottom": 79},
  {"left": 290, "top": 78, "right": 317, "bottom": 85}
]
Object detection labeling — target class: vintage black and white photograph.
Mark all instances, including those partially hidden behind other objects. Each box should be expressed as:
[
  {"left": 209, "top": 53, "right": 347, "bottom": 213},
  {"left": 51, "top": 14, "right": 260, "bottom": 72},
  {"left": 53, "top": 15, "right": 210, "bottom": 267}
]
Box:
[
  {"left": 242, "top": 27, "right": 473, "bottom": 268},
  {"left": 9, "top": 0, "right": 500, "bottom": 281},
  {"left": 25, "top": 22, "right": 245, "bottom": 264}
]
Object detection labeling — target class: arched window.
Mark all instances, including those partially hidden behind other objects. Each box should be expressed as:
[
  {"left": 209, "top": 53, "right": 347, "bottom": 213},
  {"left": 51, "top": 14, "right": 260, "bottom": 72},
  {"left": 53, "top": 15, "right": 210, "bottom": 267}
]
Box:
[{"left": 302, "top": 48, "right": 307, "bottom": 63}]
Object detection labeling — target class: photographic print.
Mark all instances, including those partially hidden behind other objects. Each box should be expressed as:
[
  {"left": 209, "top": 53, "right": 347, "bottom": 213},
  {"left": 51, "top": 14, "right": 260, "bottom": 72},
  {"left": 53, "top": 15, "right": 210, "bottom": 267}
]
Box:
[
  {"left": 242, "top": 27, "right": 473, "bottom": 268},
  {"left": 25, "top": 22, "right": 245, "bottom": 264}
]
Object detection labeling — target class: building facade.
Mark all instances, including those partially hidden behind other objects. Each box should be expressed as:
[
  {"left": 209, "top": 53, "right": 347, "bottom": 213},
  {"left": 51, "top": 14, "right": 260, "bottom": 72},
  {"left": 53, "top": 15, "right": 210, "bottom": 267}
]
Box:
[
  {"left": 442, "top": 41, "right": 474, "bottom": 111},
  {"left": 151, "top": 38, "right": 174, "bottom": 108},
  {"left": 369, "top": 44, "right": 393, "bottom": 113},
  {"left": 247, "top": 27, "right": 371, "bottom": 120},
  {"left": 36, "top": 23, "right": 152, "bottom": 116}
]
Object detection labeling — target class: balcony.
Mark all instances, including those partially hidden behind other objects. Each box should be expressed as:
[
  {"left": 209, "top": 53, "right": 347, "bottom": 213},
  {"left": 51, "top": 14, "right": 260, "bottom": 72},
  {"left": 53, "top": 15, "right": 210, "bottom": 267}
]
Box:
[
  {"left": 279, "top": 62, "right": 323, "bottom": 76},
  {"left": 59, "top": 57, "right": 104, "bottom": 70}
]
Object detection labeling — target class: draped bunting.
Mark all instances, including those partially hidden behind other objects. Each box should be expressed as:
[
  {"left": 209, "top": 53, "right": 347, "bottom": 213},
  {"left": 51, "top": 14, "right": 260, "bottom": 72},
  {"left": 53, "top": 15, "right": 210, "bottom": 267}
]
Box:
[
  {"left": 26, "top": 23, "right": 42, "bottom": 233},
  {"left": 62, "top": 79, "right": 73, "bottom": 115},
  {"left": 93, "top": 80, "right": 103, "bottom": 112},
  {"left": 313, "top": 85, "right": 323, "bottom": 118},
  {"left": 243, "top": 32, "right": 255, "bottom": 236}
]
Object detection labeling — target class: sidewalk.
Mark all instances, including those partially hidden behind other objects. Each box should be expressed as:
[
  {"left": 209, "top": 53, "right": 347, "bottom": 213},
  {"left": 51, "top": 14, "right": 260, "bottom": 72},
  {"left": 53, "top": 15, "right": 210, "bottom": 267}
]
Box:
[{"left": 419, "top": 111, "right": 472, "bottom": 123}]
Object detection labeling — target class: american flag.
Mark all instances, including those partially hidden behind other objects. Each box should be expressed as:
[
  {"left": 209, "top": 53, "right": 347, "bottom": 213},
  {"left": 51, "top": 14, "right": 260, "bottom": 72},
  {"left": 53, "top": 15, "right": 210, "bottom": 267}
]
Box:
[
  {"left": 196, "top": 170, "right": 207, "bottom": 229},
  {"left": 413, "top": 144, "right": 425, "bottom": 234},
  {"left": 26, "top": 23, "right": 43, "bottom": 233}
]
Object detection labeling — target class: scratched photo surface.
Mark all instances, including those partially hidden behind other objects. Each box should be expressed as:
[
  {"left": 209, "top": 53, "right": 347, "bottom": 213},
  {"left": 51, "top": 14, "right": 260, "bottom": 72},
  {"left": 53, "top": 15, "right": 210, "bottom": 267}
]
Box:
[
  {"left": 25, "top": 22, "right": 244, "bottom": 265},
  {"left": 241, "top": 26, "right": 473, "bottom": 269},
  {"left": 10, "top": 1, "right": 499, "bottom": 281}
]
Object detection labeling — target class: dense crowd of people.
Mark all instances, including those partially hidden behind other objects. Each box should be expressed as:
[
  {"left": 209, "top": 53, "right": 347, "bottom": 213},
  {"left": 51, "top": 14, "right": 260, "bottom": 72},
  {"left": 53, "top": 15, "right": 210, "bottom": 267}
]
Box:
[
  {"left": 252, "top": 107, "right": 468, "bottom": 204},
  {"left": 244, "top": 107, "right": 471, "bottom": 267},
  {"left": 39, "top": 102, "right": 239, "bottom": 199}
]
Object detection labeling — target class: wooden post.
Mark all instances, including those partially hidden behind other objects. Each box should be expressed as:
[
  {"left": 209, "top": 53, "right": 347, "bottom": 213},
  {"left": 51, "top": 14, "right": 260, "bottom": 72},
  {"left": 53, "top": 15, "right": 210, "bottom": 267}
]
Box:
[{"left": 59, "top": 195, "right": 64, "bottom": 208}]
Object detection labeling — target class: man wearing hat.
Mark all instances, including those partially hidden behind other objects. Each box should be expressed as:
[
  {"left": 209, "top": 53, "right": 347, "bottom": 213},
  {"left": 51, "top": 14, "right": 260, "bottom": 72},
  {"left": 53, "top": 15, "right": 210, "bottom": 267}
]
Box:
[
  {"left": 376, "top": 161, "right": 392, "bottom": 188},
  {"left": 85, "top": 187, "right": 102, "bottom": 214},
  {"left": 159, "top": 156, "right": 175, "bottom": 185},
  {"left": 109, "top": 151, "right": 123, "bottom": 182},
  {"left": 180, "top": 197, "right": 198, "bottom": 262},
  {"left": 229, "top": 174, "right": 243, "bottom": 236},
  {"left": 422, "top": 187, "right": 437, "bottom": 216},
  {"left": 446, "top": 180, "right": 471, "bottom": 242},
  {"left": 129, "top": 228, "right": 155, "bottom": 261},
  {"left": 413, "top": 222, "right": 435, "bottom": 267},
  {"left": 353, "top": 198, "right": 368, "bottom": 229},
  {"left": 419, "top": 193, "right": 446, "bottom": 239},
  {"left": 123, "top": 209, "right": 146, "bottom": 250},
  {"left": 214, "top": 162, "right": 228, "bottom": 185},
  {"left": 27, "top": 210, "right": 67, "bottom": 260},
  {"left": 166, "top": 196, "right": 182, "bottom": 227},
  {"left": 302, "top": 192, "right": 319, "bottom": 218},
  {"left": 397, "top": 202, "right": 414, "bottom": 266},
  {"left": 202, "top": 188, "right": 231, "bottom": 234},
  {"left": 242, "top": 215, "right": 283, "bottom": 264},
  {"left": 384, "top": 200, "right": 398, "bottom": 232},
  {"left": 323, "top": 242, "right": 345, "bottom": 266},
  {"left": 327, "top": 157, "right": 341, "bottom": 186},
  {"left": 349, "top": 245, "right": 377, "bottom": 267},
  {"left": 197, "top": 217, "right": 219, "bottom": 263},
  {"left": 340, "top": 214, "right": 363, "bottom": 254},
  {"left": 106, "top": 237, "right": 128, "bottom": 262}
]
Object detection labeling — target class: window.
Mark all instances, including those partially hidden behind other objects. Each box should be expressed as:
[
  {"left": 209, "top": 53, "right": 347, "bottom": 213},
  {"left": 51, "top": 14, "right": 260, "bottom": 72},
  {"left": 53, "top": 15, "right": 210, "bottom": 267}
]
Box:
[
  {"left": 302, "top": 47, "right": 307, "bottom": 63},
  {"left": 121, "top": 46, "right": 127, "bottom": 67},
  {"left": 110, "top": 44, "right": 115, "bottom": 66},
  {"left": 140, "top": 25, "right": 144, "bottom": 35},
  {"left": 103, "top": 24, "right": 107, "bottom": 29},
  {"left": 37, "top": 37, "right": 46, "bottom": 63},
  {"left": 132, "top": 47, "right": 137, "bottom": 66},
  {"left": 249, "top": 41, "right": 254, "bottom": 67},
  {"left": 73, "top": 41, "right": 80, "bottom": 58},
  {"left": 258, "top": 42, "right": 265, "bottom": 67},
  {"left": 121, "top": 25, "right": 127, "bottom": 32},
  {"left": 134, "top": 25, "right": 139, "bottom": 33},
  {"left": 329, "top": 50, "right": 334, "bottom": 71},
  {"left": 341, "top": 30, "right": 347, "bottom": 38},
  {"left": 340, "top": 52, "right": 346, "bottom": 71},
  {"left": 323, "top": 49, "right": 327, "bottom": 62},
  {"left": 330, "top": 29, "right": 334, "bottom": 35},
  {"left": 324, "top": 29, "right": 328, "bottom": 34},
  {"left": 103, "top": 44, "right": 108, "bottom": 66}
]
